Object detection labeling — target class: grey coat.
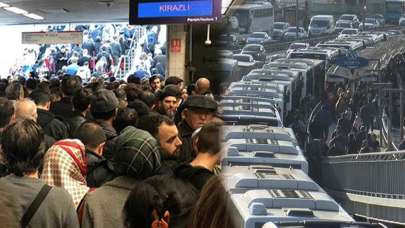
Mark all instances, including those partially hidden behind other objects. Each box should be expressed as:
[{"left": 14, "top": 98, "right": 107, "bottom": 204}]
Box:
[
  {"left": 81, "top": 176, "right": 138, "bottom": 228},
  {"left": 0, "top": 175, "right": 79, "bottom": 228}
]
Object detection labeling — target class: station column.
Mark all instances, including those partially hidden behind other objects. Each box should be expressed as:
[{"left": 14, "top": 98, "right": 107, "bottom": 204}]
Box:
[{"left": 167, "top": 24, "right": 188, "bottom": 83}]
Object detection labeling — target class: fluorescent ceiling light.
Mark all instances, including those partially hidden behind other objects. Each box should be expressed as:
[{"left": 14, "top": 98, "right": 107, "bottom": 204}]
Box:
[
  {"left": 4, "top": 6, "right": 28, "bottom": 14},
  {"left": 24, "top": 13, "right": 44, "bottom": 20},
  {"left": 0, "top": 2, "right": 9, "bottom": 8}
]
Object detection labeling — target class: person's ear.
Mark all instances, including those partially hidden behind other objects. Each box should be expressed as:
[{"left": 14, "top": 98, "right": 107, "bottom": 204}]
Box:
[
  {"left": 97, "top": 142, "right": 106, "bottom": 156},
  {"left": 46, "top": 101, "right": 51, "bottom": 110}
]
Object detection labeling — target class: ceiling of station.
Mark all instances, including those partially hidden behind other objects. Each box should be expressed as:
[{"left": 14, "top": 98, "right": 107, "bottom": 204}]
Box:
[{"left": 0, "top": 0, "right": 129, "bottom": 25}]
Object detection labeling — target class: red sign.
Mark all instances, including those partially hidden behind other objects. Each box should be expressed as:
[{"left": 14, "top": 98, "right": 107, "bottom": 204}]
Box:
[{"left": 170, "top": 39, "right": 181, "bottom": 53}]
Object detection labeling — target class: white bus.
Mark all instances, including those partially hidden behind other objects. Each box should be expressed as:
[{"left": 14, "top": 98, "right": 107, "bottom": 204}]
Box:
[{"left": 229, "top": 2, "right": 274, "bottom": 34}]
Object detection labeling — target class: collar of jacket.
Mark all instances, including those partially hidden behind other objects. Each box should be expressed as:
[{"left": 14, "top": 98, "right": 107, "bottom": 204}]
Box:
[
  {"left": 178, "top": 120, "right": 194, "bottom": 137},
  {"left": 97, "top": 120, "right": 117, "bottom": 139},
  {"left": 104, "top": 176, "right": 138, "bottom": 190}
]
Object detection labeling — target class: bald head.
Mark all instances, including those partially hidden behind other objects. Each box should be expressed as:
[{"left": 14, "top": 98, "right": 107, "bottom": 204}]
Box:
[
  {"left": 15, "top": 99, "right": 37, "bottom": 122},
  {"left": 195, "top": 78, "right": 210, "bottom": 95}
]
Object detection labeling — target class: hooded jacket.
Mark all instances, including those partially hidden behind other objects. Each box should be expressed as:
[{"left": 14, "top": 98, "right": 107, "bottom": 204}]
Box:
[{"left": 37, "top": 108, "right": 69, "bottom": 140}]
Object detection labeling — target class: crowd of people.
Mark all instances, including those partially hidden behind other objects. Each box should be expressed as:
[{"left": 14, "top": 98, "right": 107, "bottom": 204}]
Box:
[
  {"left": 10, "top": 24, "right": 166, "bottom": 83},
  {"left": 0, "top": 74, "right": 236, "bottom": 228},
  {"left": 308, "top": 83, "right": 381, "bottom": 156}
]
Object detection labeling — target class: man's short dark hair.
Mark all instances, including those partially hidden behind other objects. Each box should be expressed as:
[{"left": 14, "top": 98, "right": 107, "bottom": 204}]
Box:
[
  {"left": 139, "top": 91, "right": 157, "bottom": 108},
  {"left": 196, "top": 123, "right": 222, "bottom": 155},
  {"left": 127, "top": 74, "right": 141, "bottom": 84},
  {"left": 92, "top": 109, "right": 116, "bottom": 121},
  {"left": 0, "top": 98, "right": 14, "bottom": 128},
  {"left": 0, "top": 80, "right": 8, "bottom": 97},
  {"left": 125, "top": 84, "right": 143, "bottom": 102},
  {"left": 28, "top": 90, "right": 50, "bottom": 106},
  {"left": 124, "top": 175, "right": 198, "bottom": 228},
  {"left": 49, "top": 78, "right": 60, "bottom": 89},
  {"left": 137, "top": 113, "right": 174, "bottom": 138},
  {"left": 2, "top": 119, "right": 44, "bottom": 176},
  {"left": 165, "top": 76, "right": 183, "bottom": 86},
  {"left": 127, "top": 100, "right": 150, "bottom": 117},
  {"left": 5, "top": 81, "right": 24, "bottom": 100},
  {"left": 114, "top": 108, "right": 139, "bottom": 133},
  {"left": 61, "top": 76, "right": 81, "bottom": 96},
  {"left": 73, "top": 88, "right": 93, "bottom": 112},
  {"left": 37, "top": 81, "right": 51, "bottom": 94},
  {"left": 75, "top": 122, "right": 106, "bottom": 148},
  {"left": 25, "top": 78, "right": 38, "bottom": 91},
  {"left": 149, "top": 75, "right": 161, "bottom": 84}
]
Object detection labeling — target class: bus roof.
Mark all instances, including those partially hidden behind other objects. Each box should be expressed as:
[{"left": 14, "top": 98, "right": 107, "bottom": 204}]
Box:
[{"left": 386, "top": 0, "right": 405, "bottom": 2}]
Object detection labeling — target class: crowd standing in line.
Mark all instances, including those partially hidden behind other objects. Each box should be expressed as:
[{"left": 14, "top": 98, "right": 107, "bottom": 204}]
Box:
[
  {"left": 307, "top": 83, "right": 381, "bottom": 157},
  {"left": 0, "top": 71, "right": 235, "bottom": 228},
  {"left": 10, "top": 24, "right": 166, "bottom": 84}
]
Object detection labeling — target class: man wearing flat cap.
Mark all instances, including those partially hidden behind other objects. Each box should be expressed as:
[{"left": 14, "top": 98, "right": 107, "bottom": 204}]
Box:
[{"left": 177, "top": 95, "right": 218, "bottom": 163}]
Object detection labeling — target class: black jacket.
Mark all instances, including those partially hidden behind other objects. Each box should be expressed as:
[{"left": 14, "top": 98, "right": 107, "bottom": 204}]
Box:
[
  {"left": 174, "top": 163, "right": 214, "bottom": 191},
  {"left": 157, "top": 159, "right": 180, "bottom": 175},
  {"left": 86, "top": 149, "right": 116, "bottom": 188},
  {"left": 37, "top": 109, "right": 69, "bottom": 141},
  {"left": 67, "top": 112, "right": 87, "bottom": 137},
  {"left": 50, "top": 97, "right": 74, "bottom": 120},
  {"left": 177, "top": 121, "right": 195, "bottom": 163},
  {"left": 97, "top": 120, "right": 118, "bottom": 161}
]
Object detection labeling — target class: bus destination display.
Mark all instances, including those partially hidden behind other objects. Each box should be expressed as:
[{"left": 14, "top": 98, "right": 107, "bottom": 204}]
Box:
[{"left": 130, "top": 0, "right": 221, "bottom": 24}]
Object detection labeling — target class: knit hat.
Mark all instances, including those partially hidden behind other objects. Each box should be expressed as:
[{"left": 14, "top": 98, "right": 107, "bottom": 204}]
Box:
[
  {"left": 113, "top": 126, "right": 161, "bottom": 179},
  {"left": 91, "top": 89, "right": 119, "bottom": 113}
]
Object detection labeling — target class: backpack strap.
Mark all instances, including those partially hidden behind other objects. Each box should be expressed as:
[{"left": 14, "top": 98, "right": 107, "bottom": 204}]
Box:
[{"left": 21, "top": 184, "right": 52, "bottom": 228}]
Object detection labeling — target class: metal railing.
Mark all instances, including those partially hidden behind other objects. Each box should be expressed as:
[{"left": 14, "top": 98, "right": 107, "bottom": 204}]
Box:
[
  {"left": 321, "top": 151, "right": 405, "bottom": 224},
  {"left": 321, "top": 151, "right": 405, "bottom": 196},
  {"left": 114, "top": 26, "right": 146, "bottom": 80}
]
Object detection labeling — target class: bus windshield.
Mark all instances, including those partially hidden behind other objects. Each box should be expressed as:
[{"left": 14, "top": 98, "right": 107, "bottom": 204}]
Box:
[{"left": 310, "top": 20, "right": 330, "bottom": 27}]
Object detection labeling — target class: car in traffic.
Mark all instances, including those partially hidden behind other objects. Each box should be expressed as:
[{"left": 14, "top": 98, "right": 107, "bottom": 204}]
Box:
[
  {"left": 272, "top": 22, "right": 290, "bottom": 39},
  {"left": 338, "top": 14, "right": 360, "bottom": 28},
  {"left": 335, "top": 20, "right": 354, "bottom": 33},
  {"left": 286, "top": 42, "right": 309, "bottom": 55},
  {"left": 367, "top": 14, "right": 385, "bottom": 27},
  {"left": 338, "top": 28, "right": 359, "bottom": 38},
  {"left": 233, "top": 54, "right": 257, "bottom": 75},
  {"left": 357, "top": 31, "right": 386, "bottom": 43},
  {"left": 241, "top": 44, "right": 267, "bottom": 62},
  {"left": 361, "top": 17, "right": 381, "bottom": 30},
  {"left": 246, "top": 32, "right": 273, "bottom": 46},
  {"left": 283, "top": 27, "right": 308, "bottom": 40},
  {"left": 386, "top": 30, "right": 403, "bottom": 36}
]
